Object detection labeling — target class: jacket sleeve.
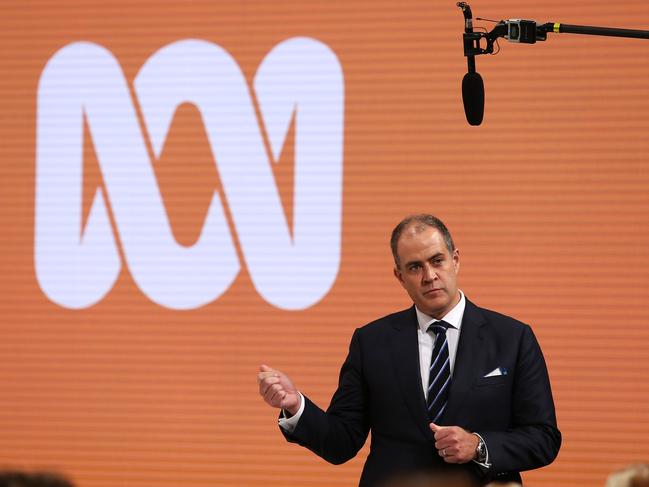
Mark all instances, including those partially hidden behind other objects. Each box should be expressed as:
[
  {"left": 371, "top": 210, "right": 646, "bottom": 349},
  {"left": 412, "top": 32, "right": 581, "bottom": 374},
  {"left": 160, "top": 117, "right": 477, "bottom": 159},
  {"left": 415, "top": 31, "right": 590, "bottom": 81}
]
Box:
[
  {"left": 280, "top": 328, "right": 371, "bottom": 465},
  {"left": 478, "top": 325, "right": 561, "bottom": 474}
]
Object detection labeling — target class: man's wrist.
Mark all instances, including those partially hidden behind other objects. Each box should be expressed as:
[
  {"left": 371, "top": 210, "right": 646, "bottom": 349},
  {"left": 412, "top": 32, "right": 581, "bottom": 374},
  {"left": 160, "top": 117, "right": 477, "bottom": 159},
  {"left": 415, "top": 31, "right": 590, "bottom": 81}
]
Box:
[
  {"left": 284, "top": 394, "right": 302, "bottom": 417},
  {"left": 278, "top": 393, "right": 305, "bottom": 433},
  {"left": 281, "top": 392, "right": 304, "bottom": 419},
  {"left": 472, "top": 433, "right": 490, "bottom": 467}
]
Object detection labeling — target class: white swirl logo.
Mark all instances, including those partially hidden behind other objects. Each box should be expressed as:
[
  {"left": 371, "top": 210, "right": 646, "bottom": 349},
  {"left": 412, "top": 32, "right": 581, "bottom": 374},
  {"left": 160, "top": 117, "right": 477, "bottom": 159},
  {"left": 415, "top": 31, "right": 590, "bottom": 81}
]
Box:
[{"left": 35, "top": 38, "right": 344, "bottom": 310}]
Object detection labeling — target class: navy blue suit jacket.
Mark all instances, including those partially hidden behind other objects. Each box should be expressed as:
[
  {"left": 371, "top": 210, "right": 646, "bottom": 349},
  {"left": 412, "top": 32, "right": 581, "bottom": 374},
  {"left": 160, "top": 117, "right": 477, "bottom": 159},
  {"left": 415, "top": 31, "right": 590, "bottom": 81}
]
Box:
[{"left": 283, "top": 299, "right": 561, "bottom": 486}]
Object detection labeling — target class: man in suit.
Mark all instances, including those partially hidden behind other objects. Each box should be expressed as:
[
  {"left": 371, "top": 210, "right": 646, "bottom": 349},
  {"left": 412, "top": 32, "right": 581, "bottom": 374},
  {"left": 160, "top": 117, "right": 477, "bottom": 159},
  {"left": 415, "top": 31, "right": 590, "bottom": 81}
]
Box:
[{"left": 258, "top": 214, "right": 561, "bottom": 486}]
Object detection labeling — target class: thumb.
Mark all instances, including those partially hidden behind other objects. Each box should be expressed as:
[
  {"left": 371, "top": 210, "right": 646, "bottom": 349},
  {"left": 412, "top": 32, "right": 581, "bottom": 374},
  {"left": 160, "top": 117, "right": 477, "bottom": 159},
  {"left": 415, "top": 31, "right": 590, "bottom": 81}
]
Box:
[
  {"left": 429, "top": 422, "right": 441, "bottom": 433},
  {"left": 259, "top": 364, "right": 272, "bottom": 372}
]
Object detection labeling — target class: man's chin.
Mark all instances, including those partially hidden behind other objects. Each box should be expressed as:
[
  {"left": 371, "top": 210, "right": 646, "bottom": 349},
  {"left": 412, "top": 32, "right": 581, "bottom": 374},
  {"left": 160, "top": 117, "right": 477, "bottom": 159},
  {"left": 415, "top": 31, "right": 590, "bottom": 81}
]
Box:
[{"left": 417, "top": 294, "right": 449, "bottom": 317}]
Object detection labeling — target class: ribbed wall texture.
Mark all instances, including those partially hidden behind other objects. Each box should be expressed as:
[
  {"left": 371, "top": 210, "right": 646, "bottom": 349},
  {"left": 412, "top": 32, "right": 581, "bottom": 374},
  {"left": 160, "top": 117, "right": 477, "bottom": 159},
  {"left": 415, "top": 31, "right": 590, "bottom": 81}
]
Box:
[{"left": 1, "top": 1, "right": 648, "bottom": 486}]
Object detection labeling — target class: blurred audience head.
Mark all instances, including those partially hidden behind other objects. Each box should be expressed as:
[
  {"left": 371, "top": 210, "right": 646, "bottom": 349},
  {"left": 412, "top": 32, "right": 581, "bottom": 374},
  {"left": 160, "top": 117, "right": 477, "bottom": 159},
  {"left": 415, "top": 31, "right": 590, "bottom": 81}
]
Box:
[
  {"left": 0, "top": 471, "right": 74, "bottom": 487},
  {"left": 606, "top": 464, "right": 649, "bottom": 487}
]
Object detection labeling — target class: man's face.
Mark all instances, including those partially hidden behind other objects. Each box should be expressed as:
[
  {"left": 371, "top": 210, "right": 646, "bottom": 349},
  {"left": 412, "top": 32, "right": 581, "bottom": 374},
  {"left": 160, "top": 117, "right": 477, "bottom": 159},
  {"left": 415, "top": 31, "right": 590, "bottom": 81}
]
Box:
[{"left": 393, "top": 225, "right": 460, "bottom": 319}]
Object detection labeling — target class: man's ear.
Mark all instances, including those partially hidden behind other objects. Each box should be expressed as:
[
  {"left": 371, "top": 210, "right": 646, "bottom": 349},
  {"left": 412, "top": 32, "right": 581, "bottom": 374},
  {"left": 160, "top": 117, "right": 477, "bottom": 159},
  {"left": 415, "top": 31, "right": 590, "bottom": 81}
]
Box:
[
  {"left": 452, "top": 248, "right": 460, "bottom": 272},
  {"left": 394, "top": 266, "right": 404, "bottom": 285}
]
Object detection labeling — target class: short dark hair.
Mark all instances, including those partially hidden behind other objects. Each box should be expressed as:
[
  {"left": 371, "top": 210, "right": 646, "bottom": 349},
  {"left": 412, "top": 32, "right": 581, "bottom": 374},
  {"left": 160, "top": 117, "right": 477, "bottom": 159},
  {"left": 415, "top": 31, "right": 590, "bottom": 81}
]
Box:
[{"left": 390, "top": 214, "right": 455, "bottom": 268}]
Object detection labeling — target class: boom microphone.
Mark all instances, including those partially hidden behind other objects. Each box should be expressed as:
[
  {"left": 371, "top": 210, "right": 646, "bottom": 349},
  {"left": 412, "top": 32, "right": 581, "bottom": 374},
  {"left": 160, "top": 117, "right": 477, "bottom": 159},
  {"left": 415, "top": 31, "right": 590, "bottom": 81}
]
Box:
[
  {"left": 458, "top": 2, "right": 484, "bottom": 126},
  {"left": 456, "top": 3, "right": 649, "bottom": 125},
  {"left": 462, "top": 71, "right": 484, "bottom": 126}
]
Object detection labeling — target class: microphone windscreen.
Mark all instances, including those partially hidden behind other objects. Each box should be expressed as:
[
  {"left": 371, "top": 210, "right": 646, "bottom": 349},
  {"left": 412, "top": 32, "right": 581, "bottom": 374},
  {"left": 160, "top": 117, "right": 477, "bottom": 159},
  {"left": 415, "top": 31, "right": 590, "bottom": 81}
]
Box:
[{"left": 462, "top": 71, "right": 484, "bottom": 126}]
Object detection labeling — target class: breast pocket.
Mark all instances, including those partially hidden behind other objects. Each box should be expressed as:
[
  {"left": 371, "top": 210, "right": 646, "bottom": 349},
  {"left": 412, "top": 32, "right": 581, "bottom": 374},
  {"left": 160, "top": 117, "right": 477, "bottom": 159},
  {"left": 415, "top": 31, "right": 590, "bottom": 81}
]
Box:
[{"left": 474, "top": 375, "right": 507, "bottom": 387}]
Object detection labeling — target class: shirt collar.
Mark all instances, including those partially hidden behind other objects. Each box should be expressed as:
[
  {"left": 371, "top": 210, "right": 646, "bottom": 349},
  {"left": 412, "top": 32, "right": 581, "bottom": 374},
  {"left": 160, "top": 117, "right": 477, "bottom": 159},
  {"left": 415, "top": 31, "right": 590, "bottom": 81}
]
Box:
[{"left": 415, "top": 290, "right": 466, "bottom": 333}]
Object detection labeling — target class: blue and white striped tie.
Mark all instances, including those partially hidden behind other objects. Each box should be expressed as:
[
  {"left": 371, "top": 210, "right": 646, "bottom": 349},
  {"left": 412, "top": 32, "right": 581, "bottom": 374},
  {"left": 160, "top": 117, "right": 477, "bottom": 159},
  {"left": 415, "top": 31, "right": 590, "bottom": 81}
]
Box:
[{"left": 427, "top": 320, "right": 451, "bottom": 423}]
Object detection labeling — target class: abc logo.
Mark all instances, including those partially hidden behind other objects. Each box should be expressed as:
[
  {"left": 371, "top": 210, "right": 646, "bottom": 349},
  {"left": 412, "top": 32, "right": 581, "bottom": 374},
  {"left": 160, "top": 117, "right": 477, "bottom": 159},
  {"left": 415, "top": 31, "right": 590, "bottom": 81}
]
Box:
[{"left": 35, "top": 38, "right": 344, "bottom": 310}]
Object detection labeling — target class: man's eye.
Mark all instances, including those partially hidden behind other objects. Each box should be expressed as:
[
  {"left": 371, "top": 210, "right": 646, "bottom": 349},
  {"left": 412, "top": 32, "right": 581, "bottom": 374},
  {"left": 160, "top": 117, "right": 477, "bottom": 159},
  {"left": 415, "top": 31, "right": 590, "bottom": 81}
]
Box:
[{"left": 408, "top": 264, "right": 420, "bottom": 271}]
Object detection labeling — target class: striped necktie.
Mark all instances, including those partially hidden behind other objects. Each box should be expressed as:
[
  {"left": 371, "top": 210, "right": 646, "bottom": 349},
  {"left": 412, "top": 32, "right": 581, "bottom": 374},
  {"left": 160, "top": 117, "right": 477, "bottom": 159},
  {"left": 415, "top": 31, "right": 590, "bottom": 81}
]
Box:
[{"left": 427, "top": 320, "right": 451, "bottom": 422}]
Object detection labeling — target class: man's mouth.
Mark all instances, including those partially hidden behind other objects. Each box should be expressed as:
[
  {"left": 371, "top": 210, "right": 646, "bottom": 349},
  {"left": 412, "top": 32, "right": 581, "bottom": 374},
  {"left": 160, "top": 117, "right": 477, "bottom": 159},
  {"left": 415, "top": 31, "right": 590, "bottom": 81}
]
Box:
[{"left": 423, "top": 288, "right": 443, "bottom": 295}]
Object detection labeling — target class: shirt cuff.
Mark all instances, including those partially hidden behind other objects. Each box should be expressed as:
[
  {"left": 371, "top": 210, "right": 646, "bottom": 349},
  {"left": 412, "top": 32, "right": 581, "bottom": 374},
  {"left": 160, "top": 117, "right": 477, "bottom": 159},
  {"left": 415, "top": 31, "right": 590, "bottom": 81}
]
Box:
[
  {"left": 278, "top": 392, "right": 305, "bottom": 433},
  {"left": 472, "top": 432, "right": 492, "bottom": 469}
]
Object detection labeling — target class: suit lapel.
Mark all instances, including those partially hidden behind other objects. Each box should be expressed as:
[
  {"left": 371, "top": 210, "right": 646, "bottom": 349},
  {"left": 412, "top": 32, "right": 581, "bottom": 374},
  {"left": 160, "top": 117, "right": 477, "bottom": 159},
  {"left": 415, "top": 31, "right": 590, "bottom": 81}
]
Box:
[
  {"left": 442, "top": 299, "right": 487, "bottom": 425},
  {"left": 390, "top": 307, "right": 435, "bottom": 440}
]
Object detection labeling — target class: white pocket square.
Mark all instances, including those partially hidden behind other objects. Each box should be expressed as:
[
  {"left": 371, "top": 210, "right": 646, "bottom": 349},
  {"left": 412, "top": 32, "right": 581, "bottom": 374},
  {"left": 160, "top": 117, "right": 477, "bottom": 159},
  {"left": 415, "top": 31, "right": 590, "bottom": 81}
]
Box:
[{"left": 484, "top": 367, "right": 508, "bottom": 377}]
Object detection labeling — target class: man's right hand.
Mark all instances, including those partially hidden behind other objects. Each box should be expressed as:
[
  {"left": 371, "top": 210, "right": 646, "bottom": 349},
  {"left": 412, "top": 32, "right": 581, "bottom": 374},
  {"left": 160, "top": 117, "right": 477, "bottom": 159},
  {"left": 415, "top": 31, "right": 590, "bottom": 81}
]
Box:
[{"left": 257, "top": 364, "right": 302, "bottom": 416}]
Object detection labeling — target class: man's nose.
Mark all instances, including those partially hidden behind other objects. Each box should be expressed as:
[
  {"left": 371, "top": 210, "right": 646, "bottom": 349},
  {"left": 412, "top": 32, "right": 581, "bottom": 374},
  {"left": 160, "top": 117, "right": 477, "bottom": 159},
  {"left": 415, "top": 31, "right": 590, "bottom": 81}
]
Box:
[{"left": 422, "top": 263, "right": 437, "bottom": 282}]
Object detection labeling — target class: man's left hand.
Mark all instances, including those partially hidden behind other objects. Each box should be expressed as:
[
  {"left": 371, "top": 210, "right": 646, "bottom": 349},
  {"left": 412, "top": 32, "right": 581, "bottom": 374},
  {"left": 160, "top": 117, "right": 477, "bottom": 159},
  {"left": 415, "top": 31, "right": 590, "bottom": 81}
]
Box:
[{"left": 429, "top": 423, "right": 479, "bottom": 464}]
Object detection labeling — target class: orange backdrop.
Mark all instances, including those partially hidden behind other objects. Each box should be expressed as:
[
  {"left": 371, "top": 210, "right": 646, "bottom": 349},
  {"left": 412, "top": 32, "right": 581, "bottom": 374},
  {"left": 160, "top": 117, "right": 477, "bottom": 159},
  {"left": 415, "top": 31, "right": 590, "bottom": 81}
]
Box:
[{"left": 1, "top": 1, "right": 649, "bottom": 486}]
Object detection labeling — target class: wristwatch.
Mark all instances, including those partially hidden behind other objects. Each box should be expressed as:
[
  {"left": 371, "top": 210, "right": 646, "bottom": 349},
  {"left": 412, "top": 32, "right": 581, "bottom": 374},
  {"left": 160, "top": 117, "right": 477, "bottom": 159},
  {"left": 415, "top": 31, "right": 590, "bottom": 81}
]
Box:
[{"left": 475, "top": 435, "right": 488, "bottom": 463}]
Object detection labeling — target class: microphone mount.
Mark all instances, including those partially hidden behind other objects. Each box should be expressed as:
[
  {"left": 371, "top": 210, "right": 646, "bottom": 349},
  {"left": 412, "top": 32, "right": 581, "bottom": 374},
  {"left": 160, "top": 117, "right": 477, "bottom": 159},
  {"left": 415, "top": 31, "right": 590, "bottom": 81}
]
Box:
[{"left": 457, "top": 2, "right": 649, "bottom": 58}]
